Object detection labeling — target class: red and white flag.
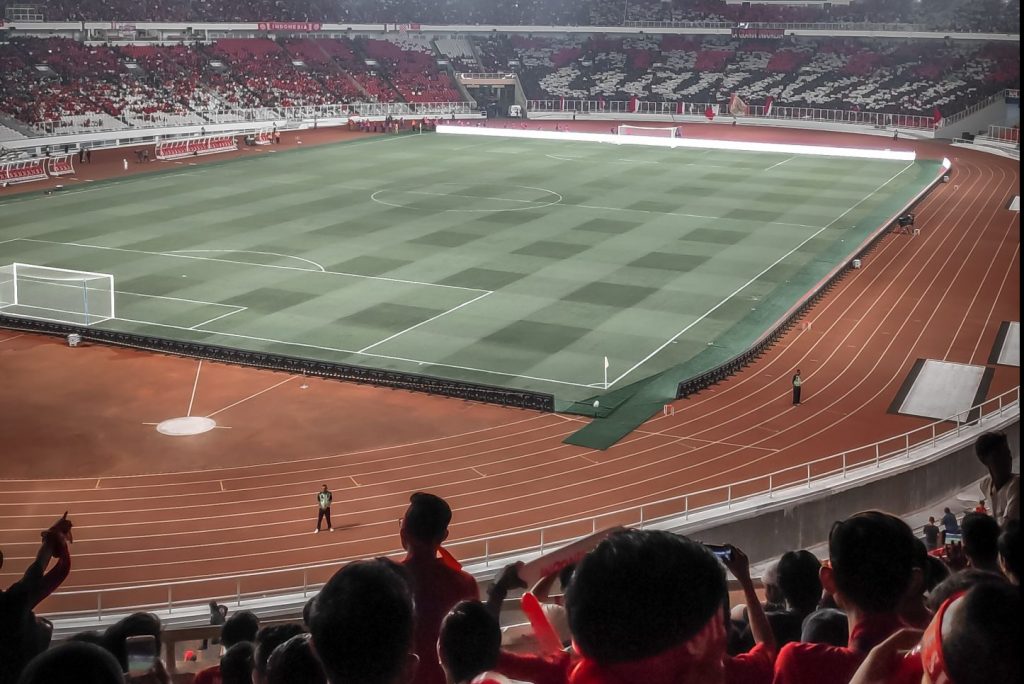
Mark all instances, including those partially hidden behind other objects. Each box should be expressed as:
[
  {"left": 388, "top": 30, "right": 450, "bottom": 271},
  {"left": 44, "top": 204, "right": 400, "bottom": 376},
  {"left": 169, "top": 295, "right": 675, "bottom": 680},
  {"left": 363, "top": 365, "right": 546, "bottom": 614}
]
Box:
[
  {"left": 559, "top": 96, "right": 566, "bottom": 111},
  {"left": 932, "top": 107, "right": 942, "bottom": 127},
  {"left": 704, "top": 104, "right": 716, "bottom": 120},
  {"left": 728, "top": 93, "right": 748, "bottom": 117},
  {"left": 764, "top": 95, "right": 774, "bottom": 116},
  {"left": 628, "top": 96, "right": 639, "bottom": 113}
]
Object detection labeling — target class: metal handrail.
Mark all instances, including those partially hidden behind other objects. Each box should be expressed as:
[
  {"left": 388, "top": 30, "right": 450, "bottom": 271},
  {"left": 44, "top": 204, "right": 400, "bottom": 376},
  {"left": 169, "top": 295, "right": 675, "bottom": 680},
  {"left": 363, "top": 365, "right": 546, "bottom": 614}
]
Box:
[{"left": 48, "top": 386, "right": 1019, "bottom": 619}]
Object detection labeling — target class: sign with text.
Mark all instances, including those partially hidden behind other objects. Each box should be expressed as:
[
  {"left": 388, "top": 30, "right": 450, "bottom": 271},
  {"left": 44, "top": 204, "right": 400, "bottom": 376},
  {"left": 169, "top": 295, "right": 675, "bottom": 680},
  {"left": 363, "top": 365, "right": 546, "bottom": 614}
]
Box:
[
  {"left": 731, "top": 27, "right": 786, "bottom": 39},
  {"left": 258, "top": 22, "right": 322, "bottom": 31}
]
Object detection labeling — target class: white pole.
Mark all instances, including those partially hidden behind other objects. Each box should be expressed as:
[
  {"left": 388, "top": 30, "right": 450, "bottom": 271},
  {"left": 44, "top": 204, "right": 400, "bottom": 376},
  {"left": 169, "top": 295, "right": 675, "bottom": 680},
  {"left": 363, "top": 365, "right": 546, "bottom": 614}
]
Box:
[{"left": 604, "top": 356, "right": 609, "bottom": 388}]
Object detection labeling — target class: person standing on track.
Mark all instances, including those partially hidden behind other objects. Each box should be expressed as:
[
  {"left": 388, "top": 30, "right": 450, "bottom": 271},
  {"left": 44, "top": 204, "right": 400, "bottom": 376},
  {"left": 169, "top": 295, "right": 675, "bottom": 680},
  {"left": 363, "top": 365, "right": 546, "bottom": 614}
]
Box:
[
  {"left": 792, "top": 370, "right": 803, "bottom": 405},
  {"left": 315, "top": 484, "right": 334, "bottom": 533}
]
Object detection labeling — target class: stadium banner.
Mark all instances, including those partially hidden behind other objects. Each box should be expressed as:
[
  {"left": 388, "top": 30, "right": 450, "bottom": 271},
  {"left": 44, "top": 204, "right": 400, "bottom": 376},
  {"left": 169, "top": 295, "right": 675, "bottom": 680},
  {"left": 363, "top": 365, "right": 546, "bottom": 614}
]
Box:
[
  {"left": 392, "top": 23, "right": 422, "bottom": 32},
  {"left": 731, "top": 27, "right": 786, "bottom": 40},
  {"left": 257, "top": 22, "right": 322, "bottom": 31}
]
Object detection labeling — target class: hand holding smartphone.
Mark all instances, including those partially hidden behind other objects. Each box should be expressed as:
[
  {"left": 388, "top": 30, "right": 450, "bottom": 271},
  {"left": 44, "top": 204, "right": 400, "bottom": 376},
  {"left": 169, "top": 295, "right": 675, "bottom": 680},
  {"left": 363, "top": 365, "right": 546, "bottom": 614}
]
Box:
[
  {"left": 126, "top": 634, "right": 157, "bottom": 675},
  {"left": 702, "top": 543, "right": 734, "bottom": 563}
]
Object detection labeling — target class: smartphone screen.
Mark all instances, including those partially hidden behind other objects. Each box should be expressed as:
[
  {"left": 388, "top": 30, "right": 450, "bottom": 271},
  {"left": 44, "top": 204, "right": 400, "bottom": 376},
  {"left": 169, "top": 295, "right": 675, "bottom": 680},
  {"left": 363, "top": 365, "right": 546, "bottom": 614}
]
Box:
[
  {"left": 703, "top": 543, "right": 733, "bottom": 563},
  {"left": 125, "top": 634, "right": 156, "bottom": 674}
]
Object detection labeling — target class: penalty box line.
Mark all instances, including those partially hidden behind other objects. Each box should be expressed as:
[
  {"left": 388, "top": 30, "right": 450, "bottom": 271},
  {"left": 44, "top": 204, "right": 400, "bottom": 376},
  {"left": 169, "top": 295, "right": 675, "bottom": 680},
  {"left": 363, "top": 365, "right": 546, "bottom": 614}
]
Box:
[{"left": 5, "top": 238, "right": 492, "bottom": 295}]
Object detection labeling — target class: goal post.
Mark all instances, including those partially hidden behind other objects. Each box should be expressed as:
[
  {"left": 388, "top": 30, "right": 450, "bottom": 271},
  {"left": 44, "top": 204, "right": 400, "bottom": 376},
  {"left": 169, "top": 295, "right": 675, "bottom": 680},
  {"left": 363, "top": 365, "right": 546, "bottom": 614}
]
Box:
[
  {"left": 616, "top": 124, "right": 681, "bottom": 139},
  {"left": 0, "top": 263, "right": 115, "bottom": 326}
]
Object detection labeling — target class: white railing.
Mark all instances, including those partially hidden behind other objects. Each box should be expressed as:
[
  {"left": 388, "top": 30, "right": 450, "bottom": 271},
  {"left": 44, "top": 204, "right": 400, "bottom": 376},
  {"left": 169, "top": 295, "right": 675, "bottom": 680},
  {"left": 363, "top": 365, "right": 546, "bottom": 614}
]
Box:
[
  {"left": 46, "top": 386, "right": 1019, "bottom": 621},
  {"left": 620, "top": 20, "right": 1004, "bottom": 33},
  {"left": 527, "top": 99, "right": 936, "bottom": 129},
  {"left": 987, "top": 124, "right": 1020, "bottom": 143},
  {"left": 938, "top": 89, "right": 1014, "bottom": 128}
]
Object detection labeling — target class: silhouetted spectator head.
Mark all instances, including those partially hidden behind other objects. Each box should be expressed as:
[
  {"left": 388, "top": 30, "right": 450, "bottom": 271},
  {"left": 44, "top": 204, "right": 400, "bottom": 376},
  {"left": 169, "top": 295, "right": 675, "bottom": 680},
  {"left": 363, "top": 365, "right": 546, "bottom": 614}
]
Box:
[
  {"left": 438, "top": 600, "right": 500, "bottom": 684},
  {"left": 926, "top": 568, "right": 1007, "bottom": 612},
  {"left": 924, "top": 555, "right": 951, "bottom": 593},
  {"left": 799, "top": 608, "right": 848, "bottom": 647},
  {"left": 401, "top": 492, "right": 453, "bottom": 548},
  {"left": 102, "top": 612, "right": 161, "bottom": 672},
  {"left": 975, "top": 431, "right": 1012, "bottom": 477},
  {"left": 998, "top": 519, "right": 1020, "bottom": 583},
  {"left": 221, "top": 610, "right": 260, "bottom": 648},
  {"left": 961, "top": 512, "right": 1000, "bottom": 571},
  {"left": 254, "top": 624, "right": 305, "bottom": 684},
  {"left": 16, "top": 641, "right": 124, "bottom": 684},
  {"left": 824, "top": 511, "right": 916, "bottom": 614},
  {"left": 267, "top": 634, "right": 326, "bottom": 684},
  {"left": 935, "top": 582, "right": 1020, "bottom": 684},
  {"left": 760, "top": 560, "right": 785, "bottom": 607},
  {"left": 309, "top": 559, "right": 417, "bottom": 684},
  {"left": 67, "top": 631, "right": 105, "bottom": 647},
  {"left": 221, "top": 641, "right": 255, "bottom": 684},
  {"left": 566, "top": 529, "right": 726, "bottom": 666},
  {"left": 558, "top": 563, "right": 576, "bottom": 593},
  {"left": 776, "top": 550, "right": 822, "bottom": 614}
]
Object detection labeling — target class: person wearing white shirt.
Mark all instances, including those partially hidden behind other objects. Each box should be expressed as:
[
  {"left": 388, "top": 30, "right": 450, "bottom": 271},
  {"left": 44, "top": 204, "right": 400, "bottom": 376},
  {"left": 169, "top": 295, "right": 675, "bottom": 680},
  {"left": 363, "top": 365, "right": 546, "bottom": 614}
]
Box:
[{"left": 976, "top": 431, "right": 1019, "bottom": 527}]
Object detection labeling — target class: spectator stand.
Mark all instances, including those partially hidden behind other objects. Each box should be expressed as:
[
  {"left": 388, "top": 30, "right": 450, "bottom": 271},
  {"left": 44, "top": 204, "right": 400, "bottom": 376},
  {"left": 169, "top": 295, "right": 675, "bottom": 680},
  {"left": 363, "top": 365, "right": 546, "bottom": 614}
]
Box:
[
  {"left": 0, "top": 157, "right": 47, "bottom": 185},
  {"left": 155, "top": 134, "right": 237, "bottom": 161},
  {"left": 45, "top": 153, "right": 75, "bottom": 177}
]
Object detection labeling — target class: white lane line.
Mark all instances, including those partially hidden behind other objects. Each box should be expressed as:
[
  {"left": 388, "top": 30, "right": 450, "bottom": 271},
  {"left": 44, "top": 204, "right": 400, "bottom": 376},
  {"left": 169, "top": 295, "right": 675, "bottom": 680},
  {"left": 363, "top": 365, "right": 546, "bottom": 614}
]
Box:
[
  {"left": 205, "top": 376, "right": 297, "bottom": 418},
  {"left": 186, "top": 361, "right": 203, "bottom": 417},
  {"left": 606, "top": 161, "right": 916, "bottom": 388},
  {"left": 358, "top": 292, "right": 492, "bottom": 354}
]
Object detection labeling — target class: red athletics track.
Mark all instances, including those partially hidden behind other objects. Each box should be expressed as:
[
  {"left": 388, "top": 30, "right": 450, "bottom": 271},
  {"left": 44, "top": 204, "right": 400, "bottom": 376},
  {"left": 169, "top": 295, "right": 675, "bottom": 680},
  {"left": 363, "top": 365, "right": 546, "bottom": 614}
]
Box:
[{"left": 0, "top": 124, "right": 1018, "bottom": 615}]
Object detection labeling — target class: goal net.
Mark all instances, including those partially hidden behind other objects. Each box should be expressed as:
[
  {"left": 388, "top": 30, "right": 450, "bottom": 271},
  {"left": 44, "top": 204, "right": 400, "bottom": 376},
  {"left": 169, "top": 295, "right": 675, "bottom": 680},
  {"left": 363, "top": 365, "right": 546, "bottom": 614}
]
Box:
[
  {"left": 616, "top": 124, "right": 681, "bottom": 139},
  {"left": 0, "top": 263, "right": 115, "bottom": 326}
]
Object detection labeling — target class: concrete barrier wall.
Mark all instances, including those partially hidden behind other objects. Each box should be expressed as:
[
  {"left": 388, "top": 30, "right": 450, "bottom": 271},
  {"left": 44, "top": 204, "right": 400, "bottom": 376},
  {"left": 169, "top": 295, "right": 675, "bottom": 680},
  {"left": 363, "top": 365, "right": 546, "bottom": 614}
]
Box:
[{"left": 677, "top": 418, "right": 1019, "bottom": 561}]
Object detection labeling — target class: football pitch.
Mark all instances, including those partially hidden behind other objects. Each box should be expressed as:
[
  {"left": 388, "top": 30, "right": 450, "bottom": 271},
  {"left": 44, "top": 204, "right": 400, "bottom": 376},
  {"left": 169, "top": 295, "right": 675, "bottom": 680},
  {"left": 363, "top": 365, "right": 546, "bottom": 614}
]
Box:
[{"left": 0, "top": 131, "right": 940, "bottom": 411}]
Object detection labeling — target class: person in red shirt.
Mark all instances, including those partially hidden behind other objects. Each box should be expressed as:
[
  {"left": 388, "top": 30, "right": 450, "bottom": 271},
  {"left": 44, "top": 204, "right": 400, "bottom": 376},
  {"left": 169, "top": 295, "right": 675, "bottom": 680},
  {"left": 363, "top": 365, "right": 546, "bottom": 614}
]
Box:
[
  {"left": 772, "top": 511, "right": 917, "bottom": 684},
  {"left": 722, "top": 545, "right": 777, "bottom": 684},
  {"left": 401, "top": 493, "right": 478, "bottom": 684},
  {"left": 565, "top": 529, "right": 730, "bottom": 684}
]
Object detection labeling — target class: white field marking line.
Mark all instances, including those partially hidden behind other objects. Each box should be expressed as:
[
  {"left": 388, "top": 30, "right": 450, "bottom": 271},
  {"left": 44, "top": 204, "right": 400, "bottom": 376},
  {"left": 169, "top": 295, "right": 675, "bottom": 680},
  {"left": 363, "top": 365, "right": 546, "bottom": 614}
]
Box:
[
  {"left": 643, "top": 161, "right": 954, "bottom": 429},
  {"left": 115, "top": 290, "right": 243, "bottom": 308},
  {"left": 8, "top": 239, "right": 489, "bottom": 294},
  {"left": 765, "top": 156, "right": 795, "bottom": 171},
  {"left": 370, "top": 186, "right": 564, "bottom": 213},
  {"left": 205, "top": 376, "right": 298, "bottom": 418},
  {"left": 572, "top": 203, "right": 818, "bottom": 230},
  {"left": 968, "top": 242, "right": 1019, "bottom": 365},
  {"left": 100, "top": 313, "right": 597, "bottom": 390},
  {"left": 0, "top": 414, "right": 558, "bottom": 485},
  {"left": 605, "top": 161, "right": 916, "bottom": 389},
  {"left": 545, "top": 154, "right": 582, "bottom": 161},
  {"left": 0, "top": 334, "right": 24, "bottom": 344},
  {"left": 946, "top": 209, "right": 1021, "bottom": 360},
  {"left": 188, "top": 307, "right": 247, "bottom": 330},
  {"left": 632, "top": 432, "right": 781, "bottom": 452},
  {"left": 166, "top": 249, "right": 326, "bottom": 273},
  {"left": 186, "top": 361, "right": 203, "bottom": 417},
  {"left": 358, "top": 291, "right": 492, "bottom": 353},
  {"left": 646, "top": 158, "right": 982, "bottom": 435}
]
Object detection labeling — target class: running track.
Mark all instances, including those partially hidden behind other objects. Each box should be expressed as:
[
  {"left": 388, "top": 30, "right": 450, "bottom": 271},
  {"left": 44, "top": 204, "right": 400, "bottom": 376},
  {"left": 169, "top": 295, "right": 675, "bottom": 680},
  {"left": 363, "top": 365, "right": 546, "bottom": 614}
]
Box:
[{"left": 0, "top": 131, "right": 1019, "bottom": 617}]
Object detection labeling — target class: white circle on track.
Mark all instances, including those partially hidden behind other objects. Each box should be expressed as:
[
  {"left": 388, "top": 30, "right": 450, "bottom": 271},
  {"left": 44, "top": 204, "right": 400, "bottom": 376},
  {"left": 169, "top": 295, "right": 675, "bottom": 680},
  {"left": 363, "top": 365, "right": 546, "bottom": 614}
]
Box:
[{"left": 156, "top": 416, "right": 217, "bottom": 436}]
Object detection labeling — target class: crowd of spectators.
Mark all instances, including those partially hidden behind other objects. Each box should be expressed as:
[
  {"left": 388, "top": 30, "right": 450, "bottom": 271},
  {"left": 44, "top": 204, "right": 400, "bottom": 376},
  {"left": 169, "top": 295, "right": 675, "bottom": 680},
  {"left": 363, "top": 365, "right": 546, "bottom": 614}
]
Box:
[
  {"left": 0, "top": 30, "right": 1017, "bottom": 131},
  {"left": 1, "top": 430, "right": 1019, "bottom": 684},
  {"left": 477, "top": 33, "right": 1018, "bottom": 117},
  {"left": 0, "top": 0, "right": 1019, "bottom": 32}
]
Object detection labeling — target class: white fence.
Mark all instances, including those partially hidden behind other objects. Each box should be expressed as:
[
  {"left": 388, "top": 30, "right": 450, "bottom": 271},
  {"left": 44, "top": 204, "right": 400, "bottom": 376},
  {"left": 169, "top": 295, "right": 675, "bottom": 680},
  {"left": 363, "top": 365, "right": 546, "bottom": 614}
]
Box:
[
  {"left": 46, "top": 386, "right": 1019, "bottom": 621},
  {"left": 527, "top": 99, "right": 938, "bottom": 129}
]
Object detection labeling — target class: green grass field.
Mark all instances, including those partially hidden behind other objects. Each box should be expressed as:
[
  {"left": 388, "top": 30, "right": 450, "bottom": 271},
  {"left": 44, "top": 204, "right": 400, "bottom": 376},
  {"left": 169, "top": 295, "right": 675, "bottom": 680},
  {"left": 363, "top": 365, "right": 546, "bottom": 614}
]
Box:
[{"left": 0, "top": 132, "right": 939, "bottom": 410}]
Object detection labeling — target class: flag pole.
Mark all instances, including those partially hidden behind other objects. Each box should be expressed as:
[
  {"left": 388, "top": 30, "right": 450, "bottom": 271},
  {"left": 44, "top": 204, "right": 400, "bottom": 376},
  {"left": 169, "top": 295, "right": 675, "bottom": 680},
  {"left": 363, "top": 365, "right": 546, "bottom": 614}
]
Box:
[{"left": 603, "top": 356, "right": 609, "bottom": 388}]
